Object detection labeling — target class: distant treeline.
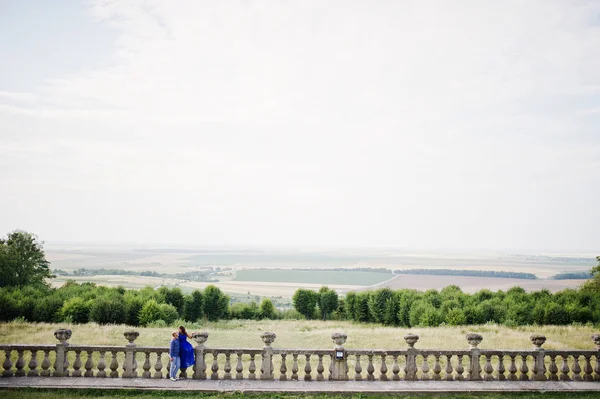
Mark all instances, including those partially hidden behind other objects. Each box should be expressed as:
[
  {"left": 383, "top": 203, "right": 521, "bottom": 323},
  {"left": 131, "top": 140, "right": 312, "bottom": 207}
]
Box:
[
  {"left": 240, "top": 267, "right": 393, "bottom": 274},
  {"left": 393, "top": 269, "right": 538, "bottom": 279},
  {"left": 550, "top": 272, "right": 593, "bottom": 280},
  {"left": 54, "top": 268, "right": 219, "bottom": 282}
]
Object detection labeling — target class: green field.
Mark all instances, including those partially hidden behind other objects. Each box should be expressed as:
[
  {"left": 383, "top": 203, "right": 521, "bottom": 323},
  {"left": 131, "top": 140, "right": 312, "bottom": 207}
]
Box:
[
  {"left": 233, "top": 269, "right": 392, "bottom": 285},
  {"left": 1, "top": 389, "right": 598, "bottom": 399}
]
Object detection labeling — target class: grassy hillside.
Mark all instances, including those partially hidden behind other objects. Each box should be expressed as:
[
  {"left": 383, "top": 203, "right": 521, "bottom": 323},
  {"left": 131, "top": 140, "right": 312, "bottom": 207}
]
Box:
[{"left": 1, "top": 320, "right": 598, "bottom": 350}]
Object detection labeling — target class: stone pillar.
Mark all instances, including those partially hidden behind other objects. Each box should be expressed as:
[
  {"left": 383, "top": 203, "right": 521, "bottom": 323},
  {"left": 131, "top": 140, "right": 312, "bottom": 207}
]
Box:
[
  {"left": 260, "top": 332, "right": 276, "bottom": 380},
  {"left": 53, "top": 329, "right": 72, "bottom": 377},
  {"left": 330, "top": 332, "right": 348, "bottom": 381},
  {"left": 530, "top": 334, "right": 547, "bottom": 381},
  {"left": 123, "top": 331, "right": 139, "bottom": 378},
  {"left": 192, "top": 332, "right": 209, "bottom": 379},
  {"left": 404, "top": 333, "right": 419, "bottom": 381},
  {"left": 466, "top": 333, "right": 482, "bottom": 381}
]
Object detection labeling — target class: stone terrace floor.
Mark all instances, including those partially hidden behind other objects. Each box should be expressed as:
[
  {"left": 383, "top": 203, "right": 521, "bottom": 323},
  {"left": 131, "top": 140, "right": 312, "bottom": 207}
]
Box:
[{"left": 0, "top": 378, "right": 599, "bottom": 393}]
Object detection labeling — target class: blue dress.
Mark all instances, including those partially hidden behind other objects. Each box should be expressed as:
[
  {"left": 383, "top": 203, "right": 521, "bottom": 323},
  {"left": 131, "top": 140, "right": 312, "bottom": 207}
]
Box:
[{"left": 178, "top": 333, "right": 194, "bottom": 369}]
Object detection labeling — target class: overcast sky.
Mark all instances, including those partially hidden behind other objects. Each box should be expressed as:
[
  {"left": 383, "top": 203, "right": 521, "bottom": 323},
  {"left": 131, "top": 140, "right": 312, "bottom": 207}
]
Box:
[{"left": 1, "top": 0, "right": 599, "bottom": 251}]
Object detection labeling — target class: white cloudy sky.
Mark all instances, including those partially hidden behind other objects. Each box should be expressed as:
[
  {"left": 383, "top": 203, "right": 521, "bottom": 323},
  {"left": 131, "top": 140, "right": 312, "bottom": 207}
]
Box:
[{"left": 1, "top": 0, "right": 599, "bottom": 250}]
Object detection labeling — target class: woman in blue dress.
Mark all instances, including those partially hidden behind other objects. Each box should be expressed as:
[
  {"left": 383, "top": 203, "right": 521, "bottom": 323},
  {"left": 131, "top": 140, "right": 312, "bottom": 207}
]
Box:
[{"left": 178, "top": 326, "right": 195, "bottom": 370}]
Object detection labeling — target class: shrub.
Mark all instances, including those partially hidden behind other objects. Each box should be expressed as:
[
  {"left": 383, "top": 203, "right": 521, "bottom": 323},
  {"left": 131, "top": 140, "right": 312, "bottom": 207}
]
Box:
[
  {"left": 89, "top": 296, "right": 127, "bottom": 324},
  {"left": 159, "top": 303, "right": 179, "bottom": 324},
  {"left": 259, "top": 298, "right": 277, "bottom": 320},
  {"left": 138, "top": 300, "right": 164, "bottom": 326},
  {"left": 60, "top": 297, "right": 91, "bottom": 324}
]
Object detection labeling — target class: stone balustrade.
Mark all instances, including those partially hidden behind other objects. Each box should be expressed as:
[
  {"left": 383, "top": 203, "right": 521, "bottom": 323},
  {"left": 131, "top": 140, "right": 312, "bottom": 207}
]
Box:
[{"left": 1, "top": 329, "right": 599, "bottom": 382}]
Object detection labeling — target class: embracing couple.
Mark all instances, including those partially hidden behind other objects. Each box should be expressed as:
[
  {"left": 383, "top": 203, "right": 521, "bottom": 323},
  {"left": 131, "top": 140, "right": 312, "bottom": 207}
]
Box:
[{"left": 169, "top": 325, "right": 195, "bottom": 381}]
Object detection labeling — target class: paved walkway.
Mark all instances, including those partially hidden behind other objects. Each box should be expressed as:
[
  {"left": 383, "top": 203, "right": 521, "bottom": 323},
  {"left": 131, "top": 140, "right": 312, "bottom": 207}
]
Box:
[{"left": 1, "top": 378, "right": 599, "bottom": 393}]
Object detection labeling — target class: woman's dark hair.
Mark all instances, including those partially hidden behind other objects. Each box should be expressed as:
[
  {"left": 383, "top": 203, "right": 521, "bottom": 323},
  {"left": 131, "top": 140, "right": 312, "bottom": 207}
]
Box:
[{"left": 179, "top": 326, "right": 186, "bottom": 335}]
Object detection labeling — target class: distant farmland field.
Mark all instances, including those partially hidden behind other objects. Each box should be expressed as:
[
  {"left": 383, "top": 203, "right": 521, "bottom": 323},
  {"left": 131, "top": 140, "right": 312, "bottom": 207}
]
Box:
[{"left": 233, "top": 269, "right": 392, "bottom": 285}]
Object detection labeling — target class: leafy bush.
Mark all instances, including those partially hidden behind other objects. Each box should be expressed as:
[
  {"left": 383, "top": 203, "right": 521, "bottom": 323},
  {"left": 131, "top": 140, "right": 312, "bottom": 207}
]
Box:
[{"left": 89, "top": 296, "right": 127, "bottom": 324}]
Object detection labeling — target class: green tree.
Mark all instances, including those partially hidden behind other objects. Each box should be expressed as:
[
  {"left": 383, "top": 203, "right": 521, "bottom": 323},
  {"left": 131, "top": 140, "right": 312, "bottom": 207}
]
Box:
[
  {"left": 124, "top": 294, "right": 145, "bottom": 326},
  {"left": 353, "top": 292, "right": 371, "bottom": 322},
  {"left": 60, "top": 297, "right": 91, "bottom": 324},
  {"left": 138, "top": 299, "right": 164, "bottom": 326},
  {"left": 368, "top": 288, "right": 394, "bottom": 324},
  {"left": 581, "top": 256, "right": 600, "bottom": 293},
  {"left": 0, "top": 230, "right": 54, "bottom": 288},
  {"left": 292, "top": 289, "right": 318, "bottom": 320},
  {"left": 317, "top": 286, "right": 339, "bottom": 321},
  {"left": 203, "top": 285, "right": 229, "bottom": 321},
  {"left": 259, "top": 298, "right": 277, "bottom": 320},
  {"left": 89, "top": 296, "right": 127, "bottom": 324},
  {"left": 159, "top": 303, "right": 179, "bottom": 324},
  {"left": 344, "top": 292, "right": 357, "bottom": 320},
  {"left": 445, "top": 308, "right": 467, "bottom": 325},
  {"left": 183, "top": 290, "right": 204, "bottom": 322},
  {"left": 159, "top": 287, "right": 185, "bottom": 313}
]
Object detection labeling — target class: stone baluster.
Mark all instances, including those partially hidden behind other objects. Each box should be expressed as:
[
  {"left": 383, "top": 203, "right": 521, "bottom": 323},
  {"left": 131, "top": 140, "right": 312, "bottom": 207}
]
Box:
[
  {"left": 483, "top": 354, "right": 493, "bottom": 381},
  {"left": 559, "top": 355, "right": 570, "bottom": 381},
  {"left": 594, "top": 334, "right": 600, "bottom": 382},
  {"left": 166, "top": 356, "right": 171, "bottom": 379},
  {"left": 210, "top": 353, "right": 219, "bottom": 380},
  {"left": 223, "top": 353, "right": 232, "bottom": 380},
  {"left": 152, "top": 352, "right": 163, "bottom": 379},
  {"left": 455, "top": 355, "right": 464, "bottom": 381},
  {"left": 366, "top": 355, "right": 375, "bottom": 381},
  {"left": 236, "top": 352, "right": 244, "bottom": 380},
  {"left": 497, "top": 355, "right": 506, "bottom": 381},
  {"left": 380, "top": 355, "right": 388, "bottom": 381},
  {"left": 279, "top": 353, "right": 287, "bottom": 381},
  {"left": 84, "top": 351, "right": 94, "bottom": 377},
  {"left": 3, "top": 349, "right": 13, "bottom": 377},
  {"left": 331, "top": 332, "right": 348, "bottom": 381},
  {"left": 248, "top": 353, "right": 256, "bottom": 380},
  {"left": 192, "top": 332, "right": 208, "bottom": 380},
  {"left": 97, "top": 350, "right": 107, "bottom": 378},
  {"left": 508, "top": 354, "right": 517, "bottom": 380},
  {"left": 519, "top": 355, "right": 529, "bottom": 381},
  {"left": 316, "top": 354, "right": 324, "bottom": 381},
  {"left": 466, "top": 333, "right": 482, "bottom": 381},
  {"left": 72, "top": 349, "right": 82, "bottom": 377},
  {"left": 571, "top": 355, "right": 582, "bottom": 381},
  {"left": 354, "top": 354, "right": 363, "bottom": 381},
  {"left": 583, "top": 355, "right": 593, "bottom": 381},
  {"left": 260, "top": 332, "right": 276, "bottom": 380},
  {"left": 123, "top": 331, "right": 139, "bottom": 378},
  {"left": 392, "top": 355, "right": 400, "bottom": 381},
  {"left": 445, "top": 354, "right": 454, "bottom": 381},
  {"left": 142, "top": 352, "right": 151, "bottom": 378},
  {"left": 288, "top": 354, "right": 297, "bottom": 380},
  {"left": 109, "top": 351, "right": 119, "bottom": 378},
  {"left": 53, "top": 328, "right": 72, "bottom": 377},
  {"left": 530, "top": 334, "right": 547, "bottom": 381},
  {"left": 404, "top": 333, "right": 419, "bottom": 381},
  {"left": 421, "top": 355, "right": 430, "bottom": 380},
  {"left": 15, "top": 350, "right": 26, "bottom": 377},
  {"left": 27, "top": 350, "right": 39, "bottom": 377},
  {"left": 433, "top": 354, "right": 442, "bottom": 380},
  {"left": 304, "top": 354, "right": 312, "bottom": 381},
  {"left": 40, "top": 349, "right": 51, "bottom": 377},
  {"left": 548, "top": 355, "right": 558, "bottom": 381}
]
